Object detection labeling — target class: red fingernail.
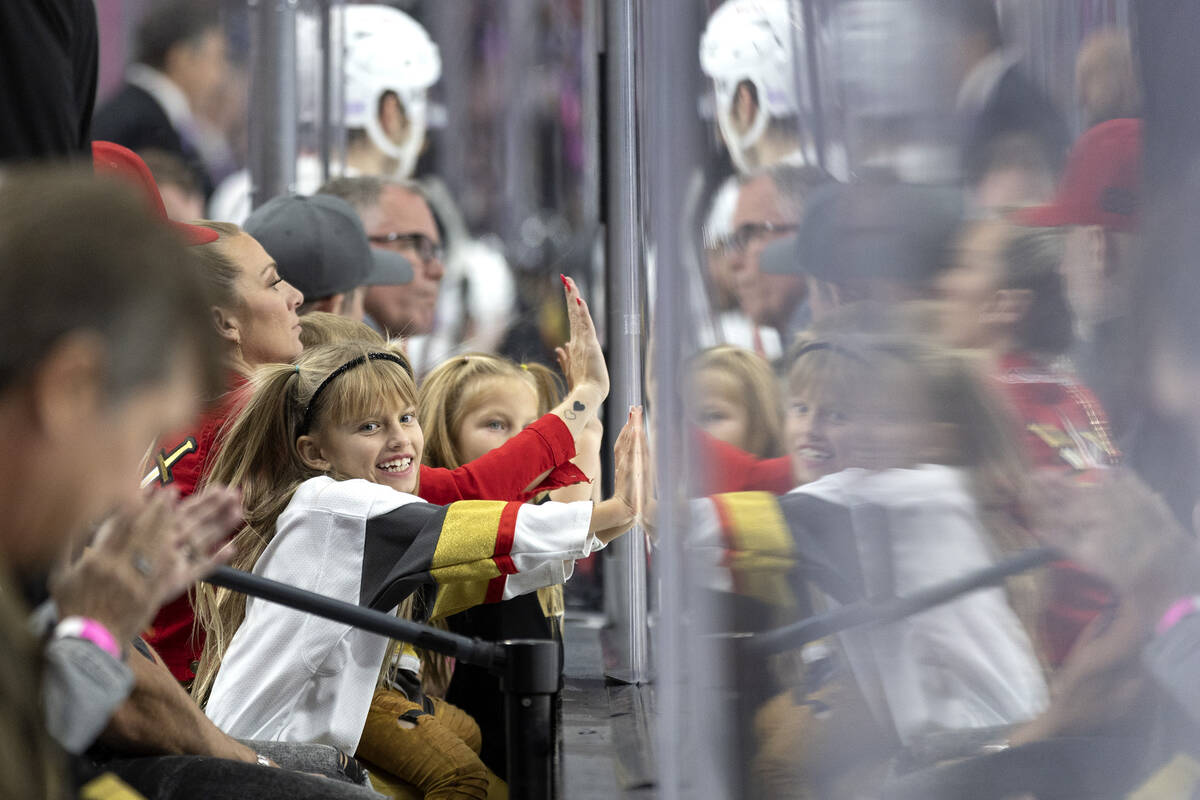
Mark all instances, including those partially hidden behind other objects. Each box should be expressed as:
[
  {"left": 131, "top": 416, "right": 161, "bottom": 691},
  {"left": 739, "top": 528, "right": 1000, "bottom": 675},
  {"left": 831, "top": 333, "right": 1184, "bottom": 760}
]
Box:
[{"left": 560, "top": 274, "right": 570, "bottom": 289}]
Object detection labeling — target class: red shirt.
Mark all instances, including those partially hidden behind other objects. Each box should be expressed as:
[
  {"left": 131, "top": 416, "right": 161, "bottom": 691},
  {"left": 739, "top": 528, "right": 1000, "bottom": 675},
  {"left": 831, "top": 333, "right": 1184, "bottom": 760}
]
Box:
[
  {"left": 994, "top": 352, "right": 1120, "bottom": 667},
  {"left": 142, "top": 375, "right": 249, "bottom": 681},
  {"left": 147, "top": 391, "right": 585, "bottom": 681}
]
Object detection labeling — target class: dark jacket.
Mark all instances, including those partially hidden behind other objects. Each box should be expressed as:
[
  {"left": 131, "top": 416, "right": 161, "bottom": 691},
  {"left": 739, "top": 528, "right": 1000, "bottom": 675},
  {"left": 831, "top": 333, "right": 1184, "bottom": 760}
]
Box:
[
  {"left": 0, "top": 0, "right": 97, "bottom": 164},
  {"left": 92, "top": 82, "right": 213, "bottom": 197},
  {"left": 963, "top": 64, "right": 1070, "bottom": 185}
]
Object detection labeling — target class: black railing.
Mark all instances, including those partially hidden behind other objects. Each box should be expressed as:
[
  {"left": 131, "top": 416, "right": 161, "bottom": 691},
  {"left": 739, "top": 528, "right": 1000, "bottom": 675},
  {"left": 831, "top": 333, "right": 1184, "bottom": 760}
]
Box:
[{"left": 205, "top": 566, "right": 559, "bottom": 799}]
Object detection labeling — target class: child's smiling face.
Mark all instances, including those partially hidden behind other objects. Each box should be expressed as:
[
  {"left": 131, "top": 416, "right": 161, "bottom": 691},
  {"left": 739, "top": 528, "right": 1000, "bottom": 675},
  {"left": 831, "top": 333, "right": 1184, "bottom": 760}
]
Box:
[{"left": 300, "top": 401, "right": 424, "bottom": 495}]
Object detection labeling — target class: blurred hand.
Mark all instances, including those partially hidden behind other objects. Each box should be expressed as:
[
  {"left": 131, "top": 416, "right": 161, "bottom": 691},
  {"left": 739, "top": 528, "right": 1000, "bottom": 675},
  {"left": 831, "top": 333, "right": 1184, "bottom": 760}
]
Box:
[
  {"left": 52, "top": 486, "right": 242, "bottom": 644},
  {"left": 1011, "top": 585, "right": 1151, "bottom": 745},
  {"left": 1008, "top": 472, "right": 1200, "bottom": 747},
  {"left": 557, "top": 275, "right": 609, "bottom": 399},
  {"left": 1029, "top": 470, "right": 1197, "bottom": 599}
]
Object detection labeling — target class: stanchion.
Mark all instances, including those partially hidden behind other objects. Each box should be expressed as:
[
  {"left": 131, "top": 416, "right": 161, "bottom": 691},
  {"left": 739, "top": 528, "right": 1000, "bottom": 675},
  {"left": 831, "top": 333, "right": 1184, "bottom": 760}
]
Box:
[{"left": 500, "top": 639, "right": 561, "bottom": 799}]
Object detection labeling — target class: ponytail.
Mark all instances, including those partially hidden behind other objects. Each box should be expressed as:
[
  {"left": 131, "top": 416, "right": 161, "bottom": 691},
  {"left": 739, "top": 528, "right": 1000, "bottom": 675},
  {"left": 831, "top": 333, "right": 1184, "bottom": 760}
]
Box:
[
  {"left": 519, "top": 362, "right": 565, "bottom": 415},
  {"left": 192, "top": 362, "right": 309, "bottom": 703}
]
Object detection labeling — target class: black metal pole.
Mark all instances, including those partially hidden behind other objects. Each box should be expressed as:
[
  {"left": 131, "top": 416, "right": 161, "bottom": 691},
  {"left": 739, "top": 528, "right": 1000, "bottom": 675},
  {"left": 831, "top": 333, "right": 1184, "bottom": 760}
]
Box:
[
  {"left": 500, "top": 639, "right": 561, "bottom": 800},
  {"left": 204, "top": 565, "right": 502, "bottom": 669},
  {"left": 746, "top": 547, "right": 1058, "bottom": 659}
]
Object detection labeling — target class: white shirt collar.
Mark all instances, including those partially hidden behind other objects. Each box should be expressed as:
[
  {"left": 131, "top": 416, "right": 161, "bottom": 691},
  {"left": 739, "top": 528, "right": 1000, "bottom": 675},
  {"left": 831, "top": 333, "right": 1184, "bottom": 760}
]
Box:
[
  {"left": 956, "top": 50, "right": 1020, "bottom": 112},
  {"left": 125, "top": 63, "right": 193, "bottom": 130}
]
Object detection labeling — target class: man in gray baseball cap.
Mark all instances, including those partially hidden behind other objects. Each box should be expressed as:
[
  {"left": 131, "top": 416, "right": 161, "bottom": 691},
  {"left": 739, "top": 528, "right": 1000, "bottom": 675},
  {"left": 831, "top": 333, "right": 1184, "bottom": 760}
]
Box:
[{"left": 244, "top": 193, "right": 413, "bottom": 320}]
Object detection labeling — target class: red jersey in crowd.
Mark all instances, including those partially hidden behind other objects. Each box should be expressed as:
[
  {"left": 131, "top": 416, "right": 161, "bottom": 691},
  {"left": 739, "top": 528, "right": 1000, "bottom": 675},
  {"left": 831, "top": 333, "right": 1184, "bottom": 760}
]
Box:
[{"left": 994, "top": 352, "right": 1120, "bottom": 668}]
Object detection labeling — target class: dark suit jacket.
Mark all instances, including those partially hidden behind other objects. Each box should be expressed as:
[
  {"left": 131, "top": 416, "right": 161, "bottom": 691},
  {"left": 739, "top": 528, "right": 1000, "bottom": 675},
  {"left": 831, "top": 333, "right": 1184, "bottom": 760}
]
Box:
[
  {"left": 0, "top": 0, "right": 97, "bottom": 163},
  {"left": 963, "top": 64, "right": 1070, "bottom": 185},
  {"left": 92, "top": 82, "right": 213, "bottom": 196}
]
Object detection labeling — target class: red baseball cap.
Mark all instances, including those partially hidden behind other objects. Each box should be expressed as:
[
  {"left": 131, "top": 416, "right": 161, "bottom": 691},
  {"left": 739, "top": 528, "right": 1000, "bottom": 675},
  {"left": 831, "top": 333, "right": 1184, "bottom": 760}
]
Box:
[
  {"left": 1014, "top": 118, "right": 1141, "bottom": 233},
  {"left": 91, "top": 141, "right": 219, "bottom": 246}
]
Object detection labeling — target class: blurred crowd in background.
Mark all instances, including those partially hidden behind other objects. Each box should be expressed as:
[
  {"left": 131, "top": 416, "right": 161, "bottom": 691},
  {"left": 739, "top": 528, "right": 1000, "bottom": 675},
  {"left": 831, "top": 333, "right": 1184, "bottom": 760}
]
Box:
[{"left": 7, "top": 0, "right": 1200, "bottom": 798}]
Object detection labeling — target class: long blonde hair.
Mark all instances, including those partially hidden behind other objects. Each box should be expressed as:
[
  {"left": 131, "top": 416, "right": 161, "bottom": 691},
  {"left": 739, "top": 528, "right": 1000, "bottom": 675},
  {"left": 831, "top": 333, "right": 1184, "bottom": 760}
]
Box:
[
  {"left": 192, "top": 341, "right": 418, "bottom": 702},
  {"left": 688, "top": 345, "right": 784, "bottom": 459},
  {"left": 418, "top": 353, "right": 562, "bottom": 470}
]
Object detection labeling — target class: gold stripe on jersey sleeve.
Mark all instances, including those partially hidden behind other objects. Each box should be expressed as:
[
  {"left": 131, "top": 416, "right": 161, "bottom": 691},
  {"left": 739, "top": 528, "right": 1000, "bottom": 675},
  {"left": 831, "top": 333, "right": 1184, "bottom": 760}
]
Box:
[
  {"left": 427, "top": 500, "right": 506, "bottom": 618},
  {"left": 715, "top": 492, "right": 798, "bottom": 609}
]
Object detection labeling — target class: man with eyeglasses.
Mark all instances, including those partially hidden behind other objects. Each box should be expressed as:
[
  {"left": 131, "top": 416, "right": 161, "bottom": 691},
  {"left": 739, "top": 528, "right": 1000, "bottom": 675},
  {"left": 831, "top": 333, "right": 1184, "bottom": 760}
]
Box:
[
  {"left": 319, "top": 176, "right": 447, "bottom": 338},
  {"left": 725, "top": 164, "right": 831, "bottom": 353}
]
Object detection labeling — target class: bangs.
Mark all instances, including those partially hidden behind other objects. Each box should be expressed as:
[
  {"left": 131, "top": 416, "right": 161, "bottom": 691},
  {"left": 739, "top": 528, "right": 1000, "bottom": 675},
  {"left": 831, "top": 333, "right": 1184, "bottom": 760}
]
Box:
[
  {"left": 786, "top": 346, "right": 866, "bottom": 407},
  {"left": 461, "top": 374, "right": 537, "bottom": 413},
  {"left": 317, "top": 357, "right": 418, "bottom": 428},
  {"left": 691, "top": 367, "right": 745, "bottom": 404}
]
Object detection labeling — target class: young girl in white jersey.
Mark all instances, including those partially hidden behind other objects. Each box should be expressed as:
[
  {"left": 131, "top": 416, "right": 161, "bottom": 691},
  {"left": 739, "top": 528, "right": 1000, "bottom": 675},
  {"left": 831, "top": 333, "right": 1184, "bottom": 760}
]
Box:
[{"left": 192, "top": 335, "right": 645, "bottom": 798}]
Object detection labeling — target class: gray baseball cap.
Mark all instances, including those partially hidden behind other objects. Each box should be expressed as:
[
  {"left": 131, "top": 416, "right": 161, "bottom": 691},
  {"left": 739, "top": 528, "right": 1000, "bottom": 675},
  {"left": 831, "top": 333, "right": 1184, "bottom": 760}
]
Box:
[
  {"left": 244, "top": 193, "right": 413, "bottom": 300},
  {"left": 761, "top": 182, "right": 963, "bottom": 287}
]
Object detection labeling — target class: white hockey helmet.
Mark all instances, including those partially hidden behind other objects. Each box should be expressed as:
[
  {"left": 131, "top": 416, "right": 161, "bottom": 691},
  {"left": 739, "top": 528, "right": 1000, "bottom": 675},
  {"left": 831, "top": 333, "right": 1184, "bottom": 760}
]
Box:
[
  {"left": 700, "top": 0, "right": 806, "bottom": 173},
  {"left": 343, "top": 4, "right": 441, "bottom": 177}
]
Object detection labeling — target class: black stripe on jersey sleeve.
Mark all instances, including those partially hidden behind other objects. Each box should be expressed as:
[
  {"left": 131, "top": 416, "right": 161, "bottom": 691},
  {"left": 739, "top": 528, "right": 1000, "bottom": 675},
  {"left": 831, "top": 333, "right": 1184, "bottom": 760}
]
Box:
[
  {"left": 776, "top": 492, "right": 866, "bottom": 604},
  {"left": 360, "top": 502, "right": 449, "bottom": 610}
]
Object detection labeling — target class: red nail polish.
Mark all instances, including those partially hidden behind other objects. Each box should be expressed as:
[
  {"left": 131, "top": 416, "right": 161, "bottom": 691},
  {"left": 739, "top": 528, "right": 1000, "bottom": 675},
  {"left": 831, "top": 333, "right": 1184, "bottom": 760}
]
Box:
[
  {"left": 560, "top": 274, "right": 570, "bottom": 289},
  {"left": 576, "top": 297, "right": 583, "bottom": 305}
]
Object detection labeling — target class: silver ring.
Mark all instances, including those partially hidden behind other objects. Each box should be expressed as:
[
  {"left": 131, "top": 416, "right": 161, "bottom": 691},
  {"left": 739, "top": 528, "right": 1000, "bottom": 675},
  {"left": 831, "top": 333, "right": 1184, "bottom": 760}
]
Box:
[{"left": 132, "top": 553, "right": 153, "bottom": 578}]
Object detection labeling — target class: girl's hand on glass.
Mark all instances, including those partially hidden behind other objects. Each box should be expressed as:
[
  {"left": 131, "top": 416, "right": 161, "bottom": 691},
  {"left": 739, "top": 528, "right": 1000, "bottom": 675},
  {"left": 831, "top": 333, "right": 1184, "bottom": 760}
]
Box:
[{"left": 559, "top": 275, "right": 609, "bottom": 399}]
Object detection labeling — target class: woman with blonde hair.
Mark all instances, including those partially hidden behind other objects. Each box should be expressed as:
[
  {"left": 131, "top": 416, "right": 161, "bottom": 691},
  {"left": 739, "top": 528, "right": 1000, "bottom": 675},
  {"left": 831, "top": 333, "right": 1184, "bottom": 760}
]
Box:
[{"left": 143, "top": 219, "right": 306, "bottom": 683}]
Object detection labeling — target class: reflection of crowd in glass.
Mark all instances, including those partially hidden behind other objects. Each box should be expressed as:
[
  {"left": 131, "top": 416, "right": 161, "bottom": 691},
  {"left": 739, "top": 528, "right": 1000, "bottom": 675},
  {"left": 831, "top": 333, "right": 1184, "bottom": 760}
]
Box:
[{"left": 3, "top": 0, "right": 1200, "bottom": 798}]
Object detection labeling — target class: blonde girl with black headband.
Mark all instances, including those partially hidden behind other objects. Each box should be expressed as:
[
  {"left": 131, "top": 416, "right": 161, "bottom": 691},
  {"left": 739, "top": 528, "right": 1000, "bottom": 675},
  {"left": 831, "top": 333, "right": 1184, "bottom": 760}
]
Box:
[{"left": 191, "top": 336, "right": 646, "bottom": 797}]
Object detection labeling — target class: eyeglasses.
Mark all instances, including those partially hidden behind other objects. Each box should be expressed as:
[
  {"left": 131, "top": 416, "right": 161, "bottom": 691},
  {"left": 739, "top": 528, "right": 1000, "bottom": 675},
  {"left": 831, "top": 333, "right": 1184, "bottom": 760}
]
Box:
[
  {"left": 367, "top": 232, "right": 445, "bottom": 265},
  {"left": 708, "top": 222, "right": 799, "bottom": 255}
]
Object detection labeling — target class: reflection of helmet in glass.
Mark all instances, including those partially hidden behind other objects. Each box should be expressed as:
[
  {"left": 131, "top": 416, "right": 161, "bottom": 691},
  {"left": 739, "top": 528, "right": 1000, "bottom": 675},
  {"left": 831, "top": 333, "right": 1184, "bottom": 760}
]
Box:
[
  {"left": 343, "top": 4, "right": 441, "bottom": 177},
  {"left": 700, "top": 0, "right": 805, "bottom": 173}
]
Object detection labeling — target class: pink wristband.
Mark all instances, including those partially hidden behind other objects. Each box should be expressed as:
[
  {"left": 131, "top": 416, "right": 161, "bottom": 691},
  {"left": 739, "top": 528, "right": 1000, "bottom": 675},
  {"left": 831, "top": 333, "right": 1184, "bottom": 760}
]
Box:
[
  {"left": 54, "top": 616, "right": 122, "bottom": 660},
  {"left": 1156, "top": 596, "right": 1200, "bottom": 637}
]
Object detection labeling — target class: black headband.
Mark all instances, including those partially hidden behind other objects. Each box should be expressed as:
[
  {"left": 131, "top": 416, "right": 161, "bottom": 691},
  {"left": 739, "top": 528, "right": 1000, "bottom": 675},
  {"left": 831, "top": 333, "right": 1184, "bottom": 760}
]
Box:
[
  {"left": 298, "top": 352, "right": 411, "bottom": 436},
  {"left": 788, "top": 339, "right": 870, "bottom": 367},
  {"left": 792, "top": 341, "right": 833, "bottom": 359}
]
